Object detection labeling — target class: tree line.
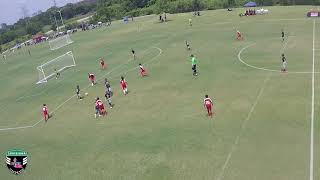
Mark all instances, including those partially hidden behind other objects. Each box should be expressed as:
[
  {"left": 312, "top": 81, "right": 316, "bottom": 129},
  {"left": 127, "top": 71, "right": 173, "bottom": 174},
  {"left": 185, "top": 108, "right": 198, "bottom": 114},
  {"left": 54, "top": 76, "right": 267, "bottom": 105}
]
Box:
[
  {"left": 1, "top": 0, "right": 320, "bottom": 52},
  {"left": 0, "top": 0, "right": 97, "bottom": 51}
]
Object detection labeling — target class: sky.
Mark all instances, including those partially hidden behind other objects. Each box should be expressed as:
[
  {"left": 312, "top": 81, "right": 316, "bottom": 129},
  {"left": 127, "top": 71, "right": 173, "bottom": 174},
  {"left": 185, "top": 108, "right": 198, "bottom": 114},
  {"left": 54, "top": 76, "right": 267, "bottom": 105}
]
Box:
[{"left": 0, "top": 0, "right": 82, "bottom": 25}]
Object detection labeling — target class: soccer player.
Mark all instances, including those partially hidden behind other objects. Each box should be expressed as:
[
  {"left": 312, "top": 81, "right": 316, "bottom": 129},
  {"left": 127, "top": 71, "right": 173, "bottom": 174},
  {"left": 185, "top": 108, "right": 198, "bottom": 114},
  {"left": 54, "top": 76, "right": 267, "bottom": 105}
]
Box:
[
  {"left": 76, "top": 85, "right": 82, "bottom": 100},
  {"left": 131, "top": 49, "right": 136, "bottom": 60},
  {"left": 42, "top": 104, "right": 49, "bottom": 122},
  {"left": 88, "top": 73, "right": 95, "bottom": 86},
  {"left": 55, "top": 69, "right": 60, "bottom": 79},
  {"left": 185, "top": 40, "right": 191, "bottom": 51},
  {"left": 189, "top": 18, "right": 192, "bottom": 26},
  {"left": 139, "top": 63, "right": 147, "bottom": 77},
  {"left": 104, "top": 78, "right": 111, "bottom": 92},
  {"left": 203, "top": 95, "right": 214, "bottom": 117},
  {"left": 281, "top": 29, "right": 285, "bottom": 41},
  {"left": 281, "top": 53, "right": 287, "bottom": 72},
  {"left": 105, "top": 88, "right": 114, "bottom": 109},
  {"left": 236, "top": 30, "right": 243, "bottom": 40},
  {"left": 98, "top": 99, "right": 106, "bottom": 116},
  {"left": 95, "top": 97, "right": 101, "bottom": 118},
  {"left": 120, "top": 76, "right": 128, "bottom": 95},
  {"left": 190, "top": 54, "right": 198, "bottom": 76},
  {"left": 95, "top": 97, "right": 106, "bottom": 118},
  {"left": 100, "top": 58, "right": 106, "bottom": 69}
]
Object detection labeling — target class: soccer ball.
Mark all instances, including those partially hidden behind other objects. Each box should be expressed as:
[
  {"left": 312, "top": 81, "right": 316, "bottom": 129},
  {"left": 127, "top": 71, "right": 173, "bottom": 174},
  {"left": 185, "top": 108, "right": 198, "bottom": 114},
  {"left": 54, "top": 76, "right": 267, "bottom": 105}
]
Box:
[{"left": 85, "top": 93, "right": 88, "bottom": 96}]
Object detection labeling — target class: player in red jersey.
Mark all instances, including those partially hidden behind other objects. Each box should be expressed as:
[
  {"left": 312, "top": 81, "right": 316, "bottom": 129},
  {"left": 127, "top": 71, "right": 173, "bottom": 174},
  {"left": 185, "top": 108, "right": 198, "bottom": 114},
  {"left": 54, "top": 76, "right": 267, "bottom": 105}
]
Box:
[
  {"left": 236, "top": 30, "right": 243, "bottom": 40},
  {"left": 97, "top": 99, "right": 106, "bottom": 116},
  {"left": 100, "top": 58, "right": 106, "bottom": 70},
  {"left": 95, "top": 97, "right": 106, "bottom": 118},
  {"left": 88, "top": 73, "right": 95, "bottom": 86},
  {"left": 120, "top": 76, "right": 128, "bottom": 95},
  {"left": 139, "top": 63, "right": 147, "bottom": 77},
  {"left": 203, "top": 95, "right": 214, "bottom": 117},
  {"left": 94, "top": 98, "right": 100, "bottom": 118},
  {"left": 42, "top": 104, "right": 49, "bottom": 122}
]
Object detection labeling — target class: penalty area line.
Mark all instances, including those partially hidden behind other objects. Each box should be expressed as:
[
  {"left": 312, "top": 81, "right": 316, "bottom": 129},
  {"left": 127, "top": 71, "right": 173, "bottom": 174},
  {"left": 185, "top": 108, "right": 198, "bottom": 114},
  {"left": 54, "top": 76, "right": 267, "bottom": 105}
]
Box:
[
  {"left": 16, "top": 53, "right": 114, "bottom": 102},
  {"left": 0, "top": 47, "right": 163, "bottom": 132}
]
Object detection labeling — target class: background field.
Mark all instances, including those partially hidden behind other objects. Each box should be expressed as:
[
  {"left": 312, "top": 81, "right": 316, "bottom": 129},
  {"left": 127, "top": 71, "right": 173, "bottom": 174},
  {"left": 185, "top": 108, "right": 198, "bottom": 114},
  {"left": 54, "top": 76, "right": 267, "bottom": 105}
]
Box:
[{"left": 0, "top": 6, "right": 319, "bottom": 180}]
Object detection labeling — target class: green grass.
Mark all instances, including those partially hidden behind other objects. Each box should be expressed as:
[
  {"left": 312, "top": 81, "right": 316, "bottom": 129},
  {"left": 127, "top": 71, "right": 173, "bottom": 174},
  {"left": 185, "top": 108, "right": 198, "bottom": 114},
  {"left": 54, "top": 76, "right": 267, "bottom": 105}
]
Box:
[{"left": 0, "top": 6, "right": 319, "bottom": 180}]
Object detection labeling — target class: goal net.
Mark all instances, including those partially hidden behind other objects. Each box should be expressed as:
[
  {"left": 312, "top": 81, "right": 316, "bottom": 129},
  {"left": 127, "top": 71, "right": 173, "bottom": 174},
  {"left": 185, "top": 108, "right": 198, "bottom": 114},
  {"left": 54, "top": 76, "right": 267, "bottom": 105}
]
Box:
[
  {"left": 49, "top": 34, "right": 73, "bottom": 50},
  {"left": 36, "top": 51, "right": 76, "bottom": 84}
]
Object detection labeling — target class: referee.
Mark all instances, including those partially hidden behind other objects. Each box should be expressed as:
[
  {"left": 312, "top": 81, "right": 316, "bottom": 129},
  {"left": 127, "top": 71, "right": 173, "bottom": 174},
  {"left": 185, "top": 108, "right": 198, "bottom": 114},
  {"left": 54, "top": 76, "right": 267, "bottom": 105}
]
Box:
[{"left": 190, "top": 54, "right": 198, "bottom": 76}]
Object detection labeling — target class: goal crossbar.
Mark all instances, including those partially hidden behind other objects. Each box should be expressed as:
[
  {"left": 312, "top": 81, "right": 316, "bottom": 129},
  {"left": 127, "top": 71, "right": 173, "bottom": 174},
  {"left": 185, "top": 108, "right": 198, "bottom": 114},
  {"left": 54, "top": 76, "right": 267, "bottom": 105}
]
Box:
[
  {"left": 36, "top": 51, "right": 76, "bottom": 84},
  {"left": 49, "top": 35, "right": 73, "bottom": 50}
]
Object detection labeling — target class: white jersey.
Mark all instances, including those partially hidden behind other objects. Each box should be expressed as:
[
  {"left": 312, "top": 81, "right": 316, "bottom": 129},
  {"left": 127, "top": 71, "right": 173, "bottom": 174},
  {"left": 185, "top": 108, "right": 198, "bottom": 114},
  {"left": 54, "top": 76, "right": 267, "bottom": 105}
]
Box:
[{"left": 203, "top": 98, "right": 213, "bottom": 106}]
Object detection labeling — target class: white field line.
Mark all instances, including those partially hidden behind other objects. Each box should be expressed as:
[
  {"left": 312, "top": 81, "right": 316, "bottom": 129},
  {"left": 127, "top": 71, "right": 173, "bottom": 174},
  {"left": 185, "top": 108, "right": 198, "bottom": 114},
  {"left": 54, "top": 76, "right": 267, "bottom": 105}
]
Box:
[
  {"left": 238, "top": 43, "right": 320, "bottom": 74},
  {"left": 16, "top": 92, "right": 45, "bottom": 101},
  {"left": 8, "top": 32, "right": 175, "bottom": 122},
  {"left": 215, "top": 73, "right": 271, "bottom": 180},
  {"left": 309, "top": 19, "right": 315, "bottom": 180},
  {"left": 16, "top": 53, "right": 113, "bottom": 102},
  {"left": 0, "top": 47, "right": 162, "bottom": 132}
]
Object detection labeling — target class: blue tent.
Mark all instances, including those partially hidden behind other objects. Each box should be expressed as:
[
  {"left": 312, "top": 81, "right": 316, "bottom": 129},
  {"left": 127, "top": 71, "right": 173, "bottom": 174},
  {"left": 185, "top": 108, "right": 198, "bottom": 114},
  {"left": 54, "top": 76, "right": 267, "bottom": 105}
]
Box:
[{"left": 243, "top": 2, "right": 257, "bottom": 7}]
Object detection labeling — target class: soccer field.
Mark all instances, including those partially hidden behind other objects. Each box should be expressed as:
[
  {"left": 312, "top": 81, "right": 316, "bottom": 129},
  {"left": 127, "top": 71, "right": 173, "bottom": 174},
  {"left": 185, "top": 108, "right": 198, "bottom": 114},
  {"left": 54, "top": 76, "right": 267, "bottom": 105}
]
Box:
[{"left": 0, "top": 6, "right": 319, "bottom": 180}]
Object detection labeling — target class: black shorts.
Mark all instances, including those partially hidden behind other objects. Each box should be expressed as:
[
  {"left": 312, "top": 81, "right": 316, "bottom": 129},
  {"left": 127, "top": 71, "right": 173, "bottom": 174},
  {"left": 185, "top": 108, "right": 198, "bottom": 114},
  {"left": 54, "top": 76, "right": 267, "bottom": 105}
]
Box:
[
  {"left": 105, "top": 91, "right": 113, "bottom": 98},
  {"left": 192, "top": 65, "right": 196, "bottom": 70}
]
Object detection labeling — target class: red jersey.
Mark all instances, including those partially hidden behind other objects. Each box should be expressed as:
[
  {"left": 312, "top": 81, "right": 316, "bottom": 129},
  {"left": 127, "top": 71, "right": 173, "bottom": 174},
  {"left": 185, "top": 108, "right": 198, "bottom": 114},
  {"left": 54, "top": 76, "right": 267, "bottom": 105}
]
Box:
[
  {"left": 96, "top": 100, "right": 104, "bottom": 110},
  {"left": 120, "top": 79, "right": 127, "bottom": 88},
  {"left": 139, "top": 65, "right": 145, "bottom": 72},
  {"left": 203, "top": 98, "right": 213, "bottom": 107},
  {"left": 42, "top": 106, "right": 48, "bottom": 114},
  {"left": 237, "top": 31, "right": 241, "bottom": 36}
]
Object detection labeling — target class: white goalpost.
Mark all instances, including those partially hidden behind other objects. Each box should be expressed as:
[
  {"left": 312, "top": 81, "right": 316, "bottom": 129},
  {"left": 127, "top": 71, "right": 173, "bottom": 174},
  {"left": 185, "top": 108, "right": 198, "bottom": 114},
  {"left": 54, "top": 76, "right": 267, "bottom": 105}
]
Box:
[
  {"left": 49, "top": 34, "right": 73, "bottom": 50},
  {"left": 36, "top": 51, "right": 76, "bottom": 84}
]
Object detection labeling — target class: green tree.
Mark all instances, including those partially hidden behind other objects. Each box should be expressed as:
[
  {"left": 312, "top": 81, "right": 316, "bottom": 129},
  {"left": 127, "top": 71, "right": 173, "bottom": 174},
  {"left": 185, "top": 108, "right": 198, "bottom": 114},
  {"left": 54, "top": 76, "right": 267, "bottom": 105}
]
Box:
[
  {"left": 227, "top": 0, "right": 235, "bottom": 6},
  {"left": 51, "top": 24, "right": 56, "bottom": 31},
  {"left": 156, "top": 0, "right": 169, "bottom": 14},
  {"left": 26, "top": 22, "right": 41, "bottom": 35},
  {"left": 193, "top": 0, "right": 202, "bottom": 11}
]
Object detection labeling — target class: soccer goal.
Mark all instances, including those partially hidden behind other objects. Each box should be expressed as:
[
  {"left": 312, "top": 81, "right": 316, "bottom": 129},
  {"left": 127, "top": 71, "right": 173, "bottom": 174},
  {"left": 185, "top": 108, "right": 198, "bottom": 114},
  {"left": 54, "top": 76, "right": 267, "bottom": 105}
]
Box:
[
  {"left": 36, "top": 51, "right": 76, "bottom": 84},
  {"left": 48, "top": 34, "right": 73, "bottom": 50}
]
